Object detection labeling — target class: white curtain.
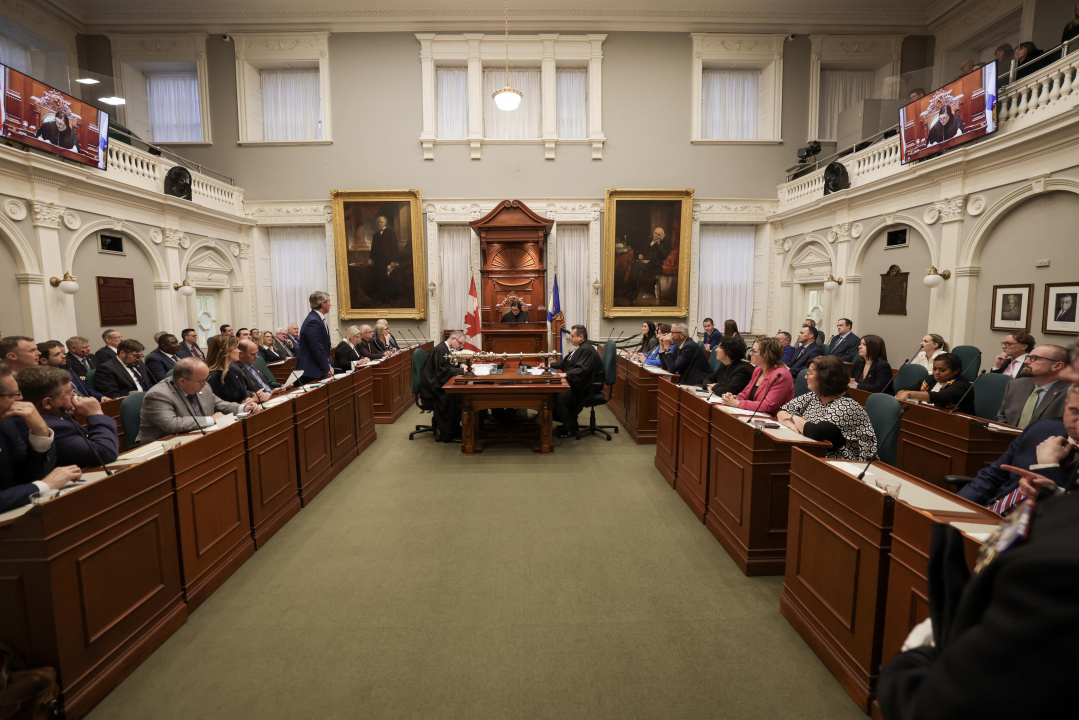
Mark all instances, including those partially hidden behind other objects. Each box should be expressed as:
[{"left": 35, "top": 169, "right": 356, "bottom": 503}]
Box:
[
  {"left": 439, "top": 225, "right": 472, "bottom": 331},
  {"left": 556, "top": 68, "right": 588, "bottom": 139},
  {"left": 701, "top": 69, "right": 760, "bottom": 140},
  {"left": 261, "top": 69, "right": 321, "bottom": 141},
  {"left": 556, "top": 224, "right": 589, "bottom": 329},
  {"left": 268, "top": 226, "right": 329, "bottom": 328},
  {"left": 146, "top": 73, "right": 202, "bottom": 142},
  {"left": 0, "top": 38, "right": 31, "bottom": 75},
  {"left": 818, "top": 70, "right": 875, "bottom": 141},
  {"left": 698, "top": 225, "right": 756, "bottom": 331},
  {"left": 483, "top": 68, "right": 542, "bottom": 139},
  {"left": 436, "top": 68, "right": 468, "bottom": 139}
]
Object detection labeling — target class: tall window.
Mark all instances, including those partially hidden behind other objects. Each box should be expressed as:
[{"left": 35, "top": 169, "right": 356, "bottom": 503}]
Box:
[
  {"left": 268, "top": 226, "right": 329, "bottom": 327},
  {"left": 701, "top": 69, "right": 760, "bottom": 140},
  {"left": 261, "top": 69, "right": 322, "bottom": 141},
  {"left": 439, "top": 226, "right": 472, "bottom": 330},
  {"left": 482, "top": 68, "right": 542, "bottom": 139},
  {"left": 556, "top": 224, "right": 589, "bottom": 328},
  {"left": 818, "top": 70, "right": 875, "bottom": 141},
  {"left": 146, "top": 73, "right": 202, "bottom": 142},
  {"left": 698, "top": 225, "right": 755, "bottom": 331},
  {"left": 436, "top": 68, "right": 469, "bottom": 139},
  {"left": 556, "top": 68, "right": 588, "bottom": 139}
]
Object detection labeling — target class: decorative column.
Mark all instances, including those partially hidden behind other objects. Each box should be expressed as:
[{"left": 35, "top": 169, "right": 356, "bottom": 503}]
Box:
[
  {"left": 416, "top": 33, "right": 437, "bottom": 160},
  {"left": 31, "top": 201, "right": 78, "bottom": 341},
  {"left": 158, "top": 227, "right": 185, "bottom": 331},
  {"left": 425, "top": 205, "right": 441, "bottom": 341},
  {"left": 828, "top": 221, "right": 852, "bottom": 329},
  {"left": 923, "top": 196, "right": 966, "bottom": 339},
  {"left": 540, "top": 34, "right": 558, "bottom": 160},
  {"left": 465, "top": 33, "right": 484, "bottom": 160},
  {"left": 587, "top": 35, "right": 607, "bottom": 159}
]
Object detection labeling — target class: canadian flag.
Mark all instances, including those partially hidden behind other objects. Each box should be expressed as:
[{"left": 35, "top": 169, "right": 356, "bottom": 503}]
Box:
[{"left": 463, "top": 277, "right": 482, "bottom": 351}]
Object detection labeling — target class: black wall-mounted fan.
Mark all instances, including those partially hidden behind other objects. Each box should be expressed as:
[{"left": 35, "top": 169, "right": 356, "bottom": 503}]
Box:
[
  {"left": 823, "top": 162, "right": 850, "bottom": 195},
  {"left": 164, "top": 166, "right": 192, "bottom": 201}
]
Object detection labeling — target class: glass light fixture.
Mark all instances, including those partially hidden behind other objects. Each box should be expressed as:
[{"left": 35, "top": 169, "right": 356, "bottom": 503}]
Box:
[
  {"left": 49, "top": 272, "right": 79, "bottom": 295},
  {"left": 824, "top": 274, "right": 843, "bottom": 292},
  {"left": 492, "top": 0, "right": 522, "bottom": 112},
  {"left": 173, "top": 279, "right": 196, "bottom": 296},
  {"left": 923, "top": 267, "right": 951, "bottom": 288}
]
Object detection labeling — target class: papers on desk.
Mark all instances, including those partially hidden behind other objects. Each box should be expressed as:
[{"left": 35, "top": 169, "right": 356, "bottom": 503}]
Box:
[
  {"left": 948, "top": 521, "right": 998, "bottom": 542},
  {"left": 830, "top": 461, "right": 978, "bottom": 515},
  {"left": 642, "top": 365, "right": 674, "bottom": 376},
  {"left": 715, "top": 405, "right": 761, "bottom": 416},
  {"left": 745, "top": 419, "right": 815, "bottom": 443},
  {"left": 985, "top": 423, "right": 1022, "bottom": 434},
  {"left": 0, "top": 504, "right": 31, "bottom": 525},
  {"left": 285, "top": 370, "right": 304, "bottom": 388},
  {"left": 268, "top": 360, "right": 286, "bottom": 366}
]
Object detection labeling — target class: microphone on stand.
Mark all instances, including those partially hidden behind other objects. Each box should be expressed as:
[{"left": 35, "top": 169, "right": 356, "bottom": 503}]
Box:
[
  {"left": 856, "top": 404, "right": 910, "bottom": 481},
  {"left": 744, "top": 370, "right": 782, "bottom": 430},
  {"left": 407, "top": 329, "right": 423, "bottom": 347},
  {"left": 63, "top": 411, "right": 113, "bottom": 476},
  {"left": 947, "top": 369, "right": 984, "bottom": 414},
  {"left": 879, "top": 347, "right": 922, "bottom": 395},
  {"left": 606, "top": 327, "right": 616, "bottom": 342},
  {"left": 170, "top": 381, "right": 208, "bottom": 436}
]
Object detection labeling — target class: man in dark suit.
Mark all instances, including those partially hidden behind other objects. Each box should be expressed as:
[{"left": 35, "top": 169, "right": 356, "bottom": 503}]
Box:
[
  {"left": 956, "top": 417, "right": 1069, "bottom": 510},
  {"left": 178, "top": 328, "right": 202, "bottom": 360},
  {"left": 38, "top": 340, "right": 107, "bottom": 401},
  {"left": 788, "top": 326, "right": 823, "bottom": 379},
  {"left": 828, "top": 318, "right": 860, "bottom": 363},
  {"left": 419, "top": 332, "right": 466, "bottom": 442},
  {"left": 94, "top": 329, "right": 123, "bottom": 366},
  {"left": 0, "top": 335, "right": 40, "bottom": 372},
  {"left": 1053, "top": 293, "right": 1076, "bottom": 323},
  {"left": 136, "top": 358, "right": 257, "bottom": 445},
  {"left": 287, "top": 323, "right": 301, "bottom": 351},
  {"left": 15, "top": 366, "right": 118, "bottom": 468},
  {"left": 990, "top": 331, "right": 1033, "bottom": 378},
  {"left": 295, "top": 290, "right": 333, "bottom": 385},
  {"left": 776, "top": 331, "right": 796, "bottom": 365},
  {"left": 0, "top": 363, "right": 79, "bottom": 512},
  {"left": 995, "top": 344, "right": 1070, "bottom": 427},
  {"left": 549, "top": 325, "right": 603, "bottom": 438},
  {"left": 659, "top": 323, "right": 711, "bottom": 386},
  {"left": 235, "top": 340, "right": 287, "bottom": 396},
  {"left": 273, "top": 328, "right": 296, "bottom": 358},
  {"left": 369, "top": 216, "right": 401, "bottom": 305},
  {"left": 65, "top": 336, "right": 97, "bottom": 378},
  {"left": 144, "top": 334, "right": 183, "bottom": 383},
  {"left": 93, "top": 339, "right": 153, "bottom": 398},
  {"left": 356, "top": 325, "right": 385, "bottom": 361},
  {"left": 701, "top": 318, "right": 721, "bottom": 353}
]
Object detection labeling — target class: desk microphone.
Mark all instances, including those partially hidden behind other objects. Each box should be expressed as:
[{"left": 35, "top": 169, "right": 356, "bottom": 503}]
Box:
[
  {"left": 63, "top": 411, "right": 113, "bottom": 476},
  {"left": 170, "top": 381, "right": 208, "bottom": 436},
  {"left": 960, "top": 351, "right": 982, "bottom": 381},
  {"left": 406, "top": 329, "right": 421, "bottom": 347},
  {"left": 744, "top": 370, "right": 782, "bottom": 430},
  {"left": 856, "top": 404, "right": 909, "bottom": 481},
  {"left": 606, "top": 328, "right": 615, "bottom": 342},
  {"left": 947, "top": 369, "right": 984, "bottom": 414}
]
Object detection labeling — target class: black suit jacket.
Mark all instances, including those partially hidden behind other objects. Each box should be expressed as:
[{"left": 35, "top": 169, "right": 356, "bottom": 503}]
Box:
[
  {"left": 829, "top": 333, "right": 861, "bottom": 362},
  {"left": 259, "top": 345, "right": 285, "bottom": 364},
  {"left": 94, "top": 345, "right": 119, "bottom": 366},
  {"left": 660, "top": 339, "right": 711, "bottom": 386},
  {"left": 0, "top": 418, "right": 56, "bottom": 512},
  {"left": 702, "top": 361, "right": 752, "bottom": 397},
  {"left": 41, "top": 413, "right": 120, "bottom": 468},
  {"left": 956, "top": 419, "right": 1065, "bottom": 506},
  {"left": 419, "top": 342, "right": 464, "bottom": 399},
  {"left": 788, "top": 342, "right": 823, "bottom": 378},
  {"left": 92, "top": 357, "right": 153, "bottom": 398},
  {"left": 850, "top": 357, "right": 894, "bottom": 394},
  {"left": 356, "top": 338, "right": 384, "bottom": 361},
  {"left": 66, "top": 353, "right": 96, "bottom": 378},
  {"left": 208, "top": 366, "right": 253, "bottom": 404},
  {"left": 144, "top": 349, "right": 177, "bottom": 383},
  {"left": 333, "top": 341, "right": 363, "bottom": 373}
]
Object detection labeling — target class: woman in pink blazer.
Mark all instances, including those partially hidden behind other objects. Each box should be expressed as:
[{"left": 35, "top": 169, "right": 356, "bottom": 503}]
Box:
[{"left": 721, "top": 336, "right": 795, "bottom": 415}]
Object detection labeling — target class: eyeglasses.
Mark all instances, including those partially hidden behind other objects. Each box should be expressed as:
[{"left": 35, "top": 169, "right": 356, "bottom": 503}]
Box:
[
  {"left": 0, "top": 392, "right": 22, "bottom": 398},
  {"left": 748, "top": 348, "right": 758, "bottom": 355},
  {"left": 1000, "top": 341, "right": 1017, "bottom": 348},
  {"left": 1026, "top": 355, "right": 1064, "bottom": 364}
]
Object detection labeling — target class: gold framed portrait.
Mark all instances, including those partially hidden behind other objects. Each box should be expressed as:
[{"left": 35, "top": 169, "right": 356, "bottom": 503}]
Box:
[
  {"left": 331, "top": 189, "right": 426, "bottom": 320},
  {"left": 603, "top": 188, "right": 694, "bottom": 318}
]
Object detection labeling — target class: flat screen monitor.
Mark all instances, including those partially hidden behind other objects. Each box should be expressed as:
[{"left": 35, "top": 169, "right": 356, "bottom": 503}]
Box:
[
  {"left": 899, "top": 61, "right": 997, "bottom": 165},
  {"left": 0, "top": 64, "right": 110, "bottom": 170}
]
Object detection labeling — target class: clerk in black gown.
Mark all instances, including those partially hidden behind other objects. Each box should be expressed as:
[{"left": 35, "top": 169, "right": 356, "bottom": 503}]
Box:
[
  {"left": 548, "top": 324, "right": 603, "bottom": 438},
  {"left": 500, "top": 300, "right": 531, "bottom": 323},
  {"left": 419, "top": 332, "right": 466, "bottom": 442}
]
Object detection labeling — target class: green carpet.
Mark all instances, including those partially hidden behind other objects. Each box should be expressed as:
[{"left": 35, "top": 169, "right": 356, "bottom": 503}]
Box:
[{"left": 88, "top": 405, "right": 866, "bottom": 720}]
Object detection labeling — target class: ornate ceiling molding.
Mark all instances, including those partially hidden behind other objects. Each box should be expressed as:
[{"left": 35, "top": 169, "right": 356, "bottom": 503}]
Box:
[{"left": 243, "top": 202, "right": 333, "bottom": 224}]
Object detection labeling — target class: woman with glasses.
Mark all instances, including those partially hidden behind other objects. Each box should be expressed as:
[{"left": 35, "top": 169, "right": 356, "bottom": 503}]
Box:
[
  {"left": 721, "top": 336, "right": 795, "bottom": 415},
  {"left": 778, "top": 356, "right": 878, "bottom": 461}
]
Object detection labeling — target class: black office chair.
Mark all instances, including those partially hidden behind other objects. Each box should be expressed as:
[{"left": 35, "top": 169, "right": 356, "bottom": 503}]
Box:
[
  {"left": 409, "top": 347, "right": 435, "bottom": 440},
  {"left": 577, "top": 340, "right": 619, "bottom": 441}
]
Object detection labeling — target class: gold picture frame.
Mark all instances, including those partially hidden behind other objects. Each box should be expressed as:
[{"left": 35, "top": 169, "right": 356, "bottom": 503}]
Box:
[
  {"left": 331, "top": 189, "right": 426, "bottom": 320},
  {"left": 603, "top": 188, "right": 694, "bottom": 318}
]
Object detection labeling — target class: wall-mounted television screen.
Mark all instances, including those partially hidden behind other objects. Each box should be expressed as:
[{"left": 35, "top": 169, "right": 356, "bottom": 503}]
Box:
[
  {"left": 0, "top": 64, "right": 110, "bottom": 170},
  {"left": 899, "top": 61, "right": 997, "bottom": 165}
]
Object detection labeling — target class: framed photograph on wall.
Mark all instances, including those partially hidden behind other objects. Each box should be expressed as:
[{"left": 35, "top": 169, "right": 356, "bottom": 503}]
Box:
[
  {"left": 331, "top": 189, "right": 426, "bottom": 320},
  {"left": 1043, "top": 282, "right": 1079, "bottom": 335},
  {"left": 990, "top": 283, "right": 1032, "bottom": 332},
  {"left": 602, "top": 188, "right": 694, "bottom": 318}
]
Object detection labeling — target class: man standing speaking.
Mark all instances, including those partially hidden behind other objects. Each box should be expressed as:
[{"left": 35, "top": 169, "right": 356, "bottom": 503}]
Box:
[{"left": 296, "top": 290, "right": 335, "bottom": 385}]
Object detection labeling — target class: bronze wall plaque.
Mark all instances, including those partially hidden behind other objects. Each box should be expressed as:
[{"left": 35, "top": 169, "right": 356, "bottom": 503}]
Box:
[
  {"left": 879, "top": 265, "right": 908, "bottom": 315},
  {"left": 97, "top": 276, "right": 138, "bottom": 326}
]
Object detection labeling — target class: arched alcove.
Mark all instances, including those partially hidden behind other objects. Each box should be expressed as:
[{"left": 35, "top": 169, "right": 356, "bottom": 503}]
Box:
[
  {"left": 183, "top": 245, "right": 242, "bottom": 346},
  {"left": 0, "top": 230, "right": 25, "bottom": 335},
  {"left": 855, "top": 223, "right": 933, "bottom": 355},
  {"left": 783, "top": 235, "right": 835, "bottom": 332},
  {"left": 71, "top": 228, "right": 161, "bottom": 343}
]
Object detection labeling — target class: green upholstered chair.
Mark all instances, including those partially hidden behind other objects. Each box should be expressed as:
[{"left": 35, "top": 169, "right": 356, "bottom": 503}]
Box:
[
  {"left": 794, "top": 368, "right": 810, "bottom": 397},
  {"left": 865, "top": 393, "right": 903, "bottom": 465},
  {"left": 119, "top": 392, "right": 145, "bottom": 448},
  {"left": 893, "top": 364, "right": 930, "bottom": 394},
  {"left": 253, "top": 355, "right": 273, "bottom": 382},
  {"left": 951, "top": 345, "right": 982, "bottom": 382},
  {"left": 973, "top": 372, "right": 1012, "bottom": 420},
  {"left": 85, "top": 368, "right": 96, "bottom": 389},
  {"left": 577, "top": 340, "right": 619, "bottom": 441},
  {"left": 409, "top": 347, "right": 435, "bottom": 440}
]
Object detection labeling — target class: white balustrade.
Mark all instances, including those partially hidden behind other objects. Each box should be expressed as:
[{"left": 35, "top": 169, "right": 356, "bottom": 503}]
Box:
[{"left": 105, "top": 142, "right": 244, "bottom": 213}]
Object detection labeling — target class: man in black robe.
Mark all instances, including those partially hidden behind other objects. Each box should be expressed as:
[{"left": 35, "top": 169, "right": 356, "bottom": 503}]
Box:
[
  {"left": 500, "top": 300, "right": 531, "bottom": 323},
  {"left": 419, "top": 331, "right": 465, "bottom": 442},
  {"left": 547, "top": 324, "right": 603, "bottom": 438}
]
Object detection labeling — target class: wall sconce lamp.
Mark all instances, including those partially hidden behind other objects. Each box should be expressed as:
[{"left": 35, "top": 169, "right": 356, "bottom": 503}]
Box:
[
  {"left": 429, "top": 281, "right": 437, "bottom": 297},
  {"left": 173, "top": 279, "right": 196, "bottom": 296},
  {"left": 923, "top": 267, "right": 951, "bottom": 288},
  {"left": 49, "top": 272, "right": 79, "bottom": 295},
  {"left": 592, "top": 278, "right": 601, "bottom": 294},
  {"left": 823, "top": 274, "right": 843, "bottom": 292}
]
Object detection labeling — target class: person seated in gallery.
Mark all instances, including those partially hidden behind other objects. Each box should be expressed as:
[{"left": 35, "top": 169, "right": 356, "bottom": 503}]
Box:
[
  {"left": 701, "top": 335, "right": 752, "bottom": 398},
  {"left": 15, "top": 366, "right": 118, "bottom": 468},
  {"left": 501, "top": 300, "right": 531, "bottom": 323},
  {"left": 777, "top": 356, "right": 878, "bottom": 461},
  {"left": 206, "top": 335, "right": 268, "bottom": 405},
  {"left": 373, "top": 322, "right": 399, "bottom": 357},
  {"left": 356, "top": 325, "right": 384, "bottom": 361},
  {"left": 638, "top": 322, "right": 658, "bottom": 354},
  {"left": 419, "top": 331, "right": 466, "bottom": 443},
  {"left": 927, "top": 104, "right": 965, "bottom": 146},
  {"left": 34, "top": 111, "right": 80, "bottom": 151},
  {"left": 235, "top": 340, "right": 288, "bottom": 397},
  {"left": 850, "top": 334, "right": 894, "bottom": 394},
  {"left": 896, "top": 352, "right": 975, "bottom": 413},
  {"left": 144, "top": 333, "right": 183, "bottom": 383},
  {"left": 776, "top": 331, "right": 796, "bottom": 365},
  {"left": 994, "top": 344, "right": 1071, "bottom": 428},
  {"left": 658, "top": 323, "right": 711, "bottom": 386},
  {"left": 137, "top": 358, "right": 259, "bottom": 445},
  {"left": 334, "top": 326, "right": 370, "bottom": 373},
  {"left": 258, "top": 331, "right": 285, "bottom": 363},
  {"left": 547, "top": 325, "right": 603, "bottom": 439},
  {"left": 632, "top": 323, "right": 669, "bottom": 367},
  {"left": 911, "top": 333, "right": 948, "bottom": 371},
  {"left": 787, "top": 326, "right": 823, "bottom": 379},
  {"left": 953, "top": 385, "right": 1079, "bottom": 513},
  {"left": 92, "top": 339, "right": 153, "bottom": 398},
  {"left": 990, "top": 331, "right": 1034, "bottom": 378},
  {"left": 721, "top": 337, "right": 795, "bottom": 415}
]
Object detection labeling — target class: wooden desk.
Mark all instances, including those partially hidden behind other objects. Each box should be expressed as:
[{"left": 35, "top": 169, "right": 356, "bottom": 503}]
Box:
[
  {"left": 609, "top": 355, "right": 660, "bottom": 444},
  {"left": 780, "top": 451, "right": 991, "bottom": 712},
  {"left": 706, "top": 405, "right": 830, "bottom": 576},
  {"left": 291, "top": 384, "right": 333, "bottom": 505},
  {"left": 327, "top": 374, "right": 359, "bottom": 475},
  {"left": 480, "top": 325, "right": 548, "bottom": 353},
  {"left": 654, "top": 377, "right": 680, "bottom": 487},
  {"left": 0, "top": 454, "right": 186, "bottom": 719},
  {"left": 242, "top": 400, "right": 301, "bottom": 549},
  {"left": 352, "top": 367, "right": 377, "bottom": 453},
  {"left": 371, "top": 344, "right": 430, "bottom": 424},
  {"left": 443, "top": 371, "right": 569, "bottom": 454},
  {"left": 267, "top": 358, "right": 296, "bottom": 385},
  {"left": 674, "top": 389, "right": 711, "bottom": 520}
]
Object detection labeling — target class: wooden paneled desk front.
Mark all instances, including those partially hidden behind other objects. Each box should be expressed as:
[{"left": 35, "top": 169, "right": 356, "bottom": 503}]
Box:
[{"left": 608, "top": 354, "right": 661, "bottom": 444}]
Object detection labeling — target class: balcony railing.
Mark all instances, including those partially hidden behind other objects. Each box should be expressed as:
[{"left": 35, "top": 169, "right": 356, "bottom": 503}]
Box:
[
  {"left": 776, "top": 49, "right": 1079, "bottom": 213},
  {"left": 105, "top": 142, "right": 244, "bottom": 214}
]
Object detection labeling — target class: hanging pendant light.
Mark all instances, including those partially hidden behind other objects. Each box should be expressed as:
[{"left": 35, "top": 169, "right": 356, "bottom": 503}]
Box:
[{"left": 493, "top": 0, "right": 522, "bottom": 112}]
